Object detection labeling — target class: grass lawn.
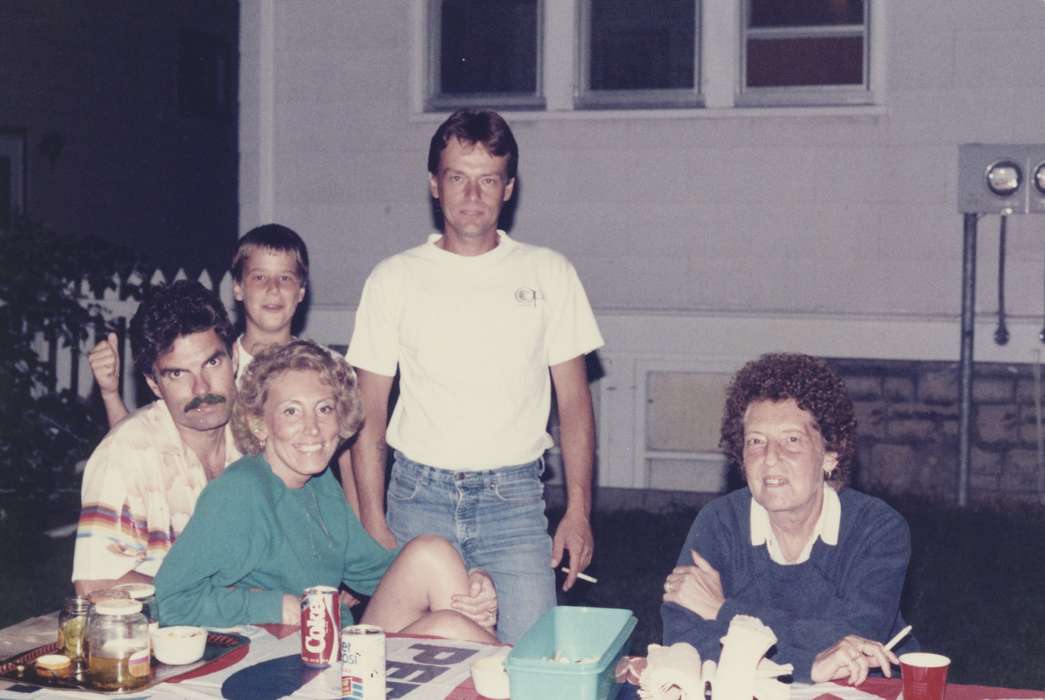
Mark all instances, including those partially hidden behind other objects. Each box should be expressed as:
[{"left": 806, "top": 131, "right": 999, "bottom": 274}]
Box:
[
  {"left": 2, "top": 491, "right": 1043, "bottom": 690},
  {"left": 0, "top": 495, "right": 78, "bottom": 630},
  {"left": 556, "top": 495, "right": 1045, "bottom": 690}
]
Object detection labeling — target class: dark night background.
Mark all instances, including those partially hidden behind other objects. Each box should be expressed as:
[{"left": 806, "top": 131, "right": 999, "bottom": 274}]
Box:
[{"left": 0, "top": 0, "right": 240, "bottom": 279}]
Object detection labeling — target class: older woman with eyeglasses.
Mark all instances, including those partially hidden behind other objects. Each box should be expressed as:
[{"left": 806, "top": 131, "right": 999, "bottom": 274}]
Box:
[{"left": 660, "top": 353, "right": 915, "bottom": 686}]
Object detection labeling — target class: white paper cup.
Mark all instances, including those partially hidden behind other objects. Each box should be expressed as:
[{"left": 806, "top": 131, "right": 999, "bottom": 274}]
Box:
[{"left": 471, "top": 649, "right": 510, "bottom": 699}]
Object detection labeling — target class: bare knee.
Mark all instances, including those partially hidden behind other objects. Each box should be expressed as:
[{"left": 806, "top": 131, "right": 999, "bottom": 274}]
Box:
[
  {"left": 408, "top": 609, "right": 497, "bottom": 644},
  {"left": 400, "top": 534, "right": 464, "bottom": 570},
  {"left": 426, "top": 610, "right": 476, "bottom": 639}
]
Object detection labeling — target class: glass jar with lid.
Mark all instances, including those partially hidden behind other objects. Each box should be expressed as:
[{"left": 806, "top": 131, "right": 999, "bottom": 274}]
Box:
[
  {"left": 57, "top": 596, "right": 90, "bottom": 665},
  {"left": 112, "top": 583, "right": 158, "bottom": 630},
  {"left": 82, "top": 588, "right": 131, "bottom": 666},
  {"left": 85, "top": 599, "right": 151, "bottom": 691}
]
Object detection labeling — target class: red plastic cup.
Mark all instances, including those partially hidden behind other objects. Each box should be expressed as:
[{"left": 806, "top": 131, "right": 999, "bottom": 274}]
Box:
[{"left": 899, "top": 652, "right": 950, "bottom": 700}]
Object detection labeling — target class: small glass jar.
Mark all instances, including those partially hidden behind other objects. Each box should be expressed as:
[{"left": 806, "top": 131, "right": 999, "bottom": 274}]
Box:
[
  {"left": 57, "top": 596, "right": 90, "bottom": 665},
  {"left": 113, "top": 583, "right": 158, "bottom": 630},
  {"left": 83, "top": 588, "right": 131, "bottom": 664},
  {"left": 85, "top": 599, "right": 151, "bottom": 691}
]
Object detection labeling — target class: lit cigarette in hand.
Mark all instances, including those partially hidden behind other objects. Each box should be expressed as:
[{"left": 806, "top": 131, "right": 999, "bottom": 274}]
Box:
[
  {"left": 883, "top": 624, "right": 912, "bottom": 652},
  {"left": 560, "top": 567, "right": 598, "bottom": 584}
]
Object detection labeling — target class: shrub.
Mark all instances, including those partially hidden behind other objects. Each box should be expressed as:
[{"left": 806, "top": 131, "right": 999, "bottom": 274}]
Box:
[{"left": 0, "top": 218, "right": 137, "bottom": 495}]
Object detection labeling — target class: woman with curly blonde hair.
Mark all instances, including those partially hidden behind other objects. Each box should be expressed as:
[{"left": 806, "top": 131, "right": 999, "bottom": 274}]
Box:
[{"left": 156, "top": 340, "right": 497, "bottom": 641}]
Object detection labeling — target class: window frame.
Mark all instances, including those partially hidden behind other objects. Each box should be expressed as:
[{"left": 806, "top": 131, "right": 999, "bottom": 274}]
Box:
[
  {"left": 575, "top": 0, "right": 703, "bottom": 110},
  {"left": 424, "top": 0, "right": 547, "bottom": 112},
  {"left": 178, "top": 30, "right": 236, "bottom": 119},
  {"left": 736, "top": 0, "right": 873, "bottom": 107},
  {"left": 0, "top": 129, "right": 27, "bottom": 228},
  {"left": 416, "top": 0, "right": 881, "bottom": 116}
]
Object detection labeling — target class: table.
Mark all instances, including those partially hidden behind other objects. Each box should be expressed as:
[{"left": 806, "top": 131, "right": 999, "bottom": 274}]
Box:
[
  {"left": 837, "top": 676, "right": 1045, "bottom": 700},
  {"left": 1, "top": 614, "right": 1042, "bottom": 699},
  {"left": 0, "top": 614, "right": 499, "bottom": 699}
]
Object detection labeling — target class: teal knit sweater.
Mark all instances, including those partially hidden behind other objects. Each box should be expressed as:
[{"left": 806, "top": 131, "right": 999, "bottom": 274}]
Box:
[{"left": 155, "top": 455, "right": 397, "bottom": 627}]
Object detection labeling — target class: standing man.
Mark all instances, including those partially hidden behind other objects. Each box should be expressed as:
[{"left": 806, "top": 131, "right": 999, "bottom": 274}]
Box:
[
  {"left": 345, "top": 109, "right": 603, "bottom": 643},
  {"left": 73, "top": 280, "right": 240, "bottom": 595}
]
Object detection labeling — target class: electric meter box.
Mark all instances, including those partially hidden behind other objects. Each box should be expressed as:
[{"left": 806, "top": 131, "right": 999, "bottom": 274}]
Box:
[{"left": 958, "top": 143, "right": 1045, "bottom": 215}]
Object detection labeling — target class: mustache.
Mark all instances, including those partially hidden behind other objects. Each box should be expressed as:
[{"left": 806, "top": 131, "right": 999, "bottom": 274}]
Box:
[{"left": 184, "top": 393, "right": 227, "bottom": 413}]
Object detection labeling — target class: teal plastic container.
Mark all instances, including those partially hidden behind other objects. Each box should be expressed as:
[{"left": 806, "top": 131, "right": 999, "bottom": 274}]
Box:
[{"left": 506, "top": 606, "right": 637, "bottom": 700}]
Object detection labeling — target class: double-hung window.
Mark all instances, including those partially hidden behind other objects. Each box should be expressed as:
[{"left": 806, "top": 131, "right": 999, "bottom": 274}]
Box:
[
  {"left": 739, "top": 0, "right": 871, "bottom": 106},
  {"left": 578, "top": 0, "right": 700, "bottom": 109},
  {"left": 422, "top": 0, "right": 874, "bottom": 113},
  {"left": 427, "top": 0, "right": 543, "bottom": 111}
]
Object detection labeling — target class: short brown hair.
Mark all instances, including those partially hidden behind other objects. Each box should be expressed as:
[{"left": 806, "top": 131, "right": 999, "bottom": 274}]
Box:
[
  {"left": 231, "top": 340, "right": 363, "bottom": 455},
  {"left": 428, "top": 109, "right": 518, "bottom": 180},
  {"left": 720, "top": 353, "right": 857, "bottom": 485},
  {"left": 230, "top": 224, "right": 309, "bottom": 286}
]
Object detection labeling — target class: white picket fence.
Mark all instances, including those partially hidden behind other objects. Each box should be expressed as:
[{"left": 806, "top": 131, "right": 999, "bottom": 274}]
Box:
[{"left": 50, "top": 267, "right": 236, "bottom": 412}]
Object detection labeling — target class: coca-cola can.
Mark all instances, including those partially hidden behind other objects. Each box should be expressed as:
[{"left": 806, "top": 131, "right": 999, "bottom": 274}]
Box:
[
  {"left": 340, "top": 624, "right": 385, "bottom": 700},
  {"left": 300, "top": 585, "right": 340, "bottom": 668}
]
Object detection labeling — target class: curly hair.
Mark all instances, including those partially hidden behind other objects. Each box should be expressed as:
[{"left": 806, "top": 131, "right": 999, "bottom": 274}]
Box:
[
  {"left": 719, "top": 353, "right": 857, "bottom": 485},
  {"left": 231, "top": 339, "right": 364, "bottom": 456},
  {"left": 129, "top": 280, "right": 234, "bottom": 378}
]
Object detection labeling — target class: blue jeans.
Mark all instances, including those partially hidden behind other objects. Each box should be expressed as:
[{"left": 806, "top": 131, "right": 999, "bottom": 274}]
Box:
[{"left": 387, "top": 452, "right": 557, "bottom": 644}]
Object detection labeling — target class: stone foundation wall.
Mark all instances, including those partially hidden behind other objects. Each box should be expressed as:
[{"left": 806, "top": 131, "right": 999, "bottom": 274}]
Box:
[{"left": 827, "top": 358, "right": 1044, "bottom": 507}]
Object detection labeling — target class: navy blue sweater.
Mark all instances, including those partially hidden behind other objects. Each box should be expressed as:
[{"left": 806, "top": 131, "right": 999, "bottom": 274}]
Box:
[{"left": 661, "top": 487, "right": 914, "bottom": 682}]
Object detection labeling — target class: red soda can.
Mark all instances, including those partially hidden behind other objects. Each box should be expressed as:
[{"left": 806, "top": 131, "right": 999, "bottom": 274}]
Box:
[{"left": 300, "top": 585, "right": 340, "bottom": 667}]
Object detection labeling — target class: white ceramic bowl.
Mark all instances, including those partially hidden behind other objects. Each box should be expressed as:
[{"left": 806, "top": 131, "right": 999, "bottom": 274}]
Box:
[
  {"left": 471, "top": 649, "right": 510, "bottom": 699},
  {"left": 151, "top": 626, "right": 207, "bottom": 665}
]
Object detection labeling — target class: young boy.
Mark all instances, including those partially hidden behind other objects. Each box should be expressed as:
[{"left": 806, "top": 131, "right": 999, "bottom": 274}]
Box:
[
  {"left": 89, "top": 224, "right": 310, "bottom": 426},
  {"left": 227, "top": 223, "right": 308, "bottom": 375},
  {"left": 89, "top": 223, "right": 362, "bottom": 529}
]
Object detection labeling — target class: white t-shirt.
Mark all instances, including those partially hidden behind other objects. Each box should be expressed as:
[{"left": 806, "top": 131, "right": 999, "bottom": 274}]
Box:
[
  {"left": 347, "top": 231, "right": 604, "bottom": 470},
  {"left": 235, "top": 335, "right": 254, "bottom": 384},
  {"left": 236, "top": 335, "right": 342, "bottom": 384}
]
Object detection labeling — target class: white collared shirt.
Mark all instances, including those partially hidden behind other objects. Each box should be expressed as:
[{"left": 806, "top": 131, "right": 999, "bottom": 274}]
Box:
[
  {"left": 750, "top": 484, "right": 841, "bottom": 565},
  {"left": 235, "top": 335, "right": 253, "bottom": 384},
  {"left": 72, "top": 400, "right": 242, "bottom": 581}
]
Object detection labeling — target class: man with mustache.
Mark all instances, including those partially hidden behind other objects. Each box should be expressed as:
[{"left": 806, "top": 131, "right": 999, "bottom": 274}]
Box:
[{"left": 73, "top": 280, "right": 241, "bottom": 595}]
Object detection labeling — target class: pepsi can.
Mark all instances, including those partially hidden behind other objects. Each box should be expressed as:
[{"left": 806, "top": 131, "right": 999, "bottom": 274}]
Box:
[{"left": 340, "top": 624, "right": 385, "bottom": 699}]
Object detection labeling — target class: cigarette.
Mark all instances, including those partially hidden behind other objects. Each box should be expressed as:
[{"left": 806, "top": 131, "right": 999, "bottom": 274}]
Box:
[
  {"left": 560, "top": 567, "right": 597, "bottom": 584},
  {"left": 883, "top": 625, "right": 912, "bottom": 652}
]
